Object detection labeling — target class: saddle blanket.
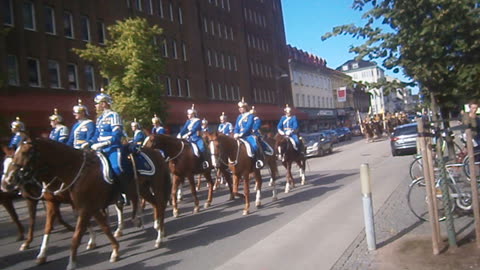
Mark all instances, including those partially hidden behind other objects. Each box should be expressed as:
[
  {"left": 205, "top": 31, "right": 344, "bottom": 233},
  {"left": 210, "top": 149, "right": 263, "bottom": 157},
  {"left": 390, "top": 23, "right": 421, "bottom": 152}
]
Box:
[
  {"left": 97, "top": 151, "right": 156, "bottom": 184},
  {"left": 239, "top": 139, "right": 254, "bottom": 158}
]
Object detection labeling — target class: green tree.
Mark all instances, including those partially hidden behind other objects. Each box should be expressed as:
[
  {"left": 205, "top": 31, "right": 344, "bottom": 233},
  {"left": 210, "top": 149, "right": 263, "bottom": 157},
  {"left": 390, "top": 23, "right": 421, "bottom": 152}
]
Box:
[
  {"left": 74, "top": 18, "right": 166, "bottom": 128},
  {"left": 322, "top": 0, "right": 480, "bottom": 112}
]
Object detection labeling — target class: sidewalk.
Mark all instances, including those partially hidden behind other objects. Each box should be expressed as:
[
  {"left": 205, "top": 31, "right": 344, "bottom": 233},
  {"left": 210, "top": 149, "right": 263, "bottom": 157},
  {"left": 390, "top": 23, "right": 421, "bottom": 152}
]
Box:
[{"left": 331, "top": 171, "right": 477, "bottom": 270}]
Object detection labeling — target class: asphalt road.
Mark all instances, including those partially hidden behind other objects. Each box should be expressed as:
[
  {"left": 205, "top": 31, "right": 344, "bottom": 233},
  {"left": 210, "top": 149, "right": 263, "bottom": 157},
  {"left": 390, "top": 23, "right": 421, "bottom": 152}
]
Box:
[{"left": 0, "top": 136, "right": 413, "bottom": 270}]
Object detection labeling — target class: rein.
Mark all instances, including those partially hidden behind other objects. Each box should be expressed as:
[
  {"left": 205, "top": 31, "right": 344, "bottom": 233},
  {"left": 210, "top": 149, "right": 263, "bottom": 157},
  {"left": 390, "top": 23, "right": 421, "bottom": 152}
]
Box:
[
  {"left": 165, "top": 140, "right": 185, "bottom": 162},
  {"left": 228, "top": 139, "right": 241, "bottom": 166},
  {"left": 44, "top": 151, "right": 88, "bottom": 196}
]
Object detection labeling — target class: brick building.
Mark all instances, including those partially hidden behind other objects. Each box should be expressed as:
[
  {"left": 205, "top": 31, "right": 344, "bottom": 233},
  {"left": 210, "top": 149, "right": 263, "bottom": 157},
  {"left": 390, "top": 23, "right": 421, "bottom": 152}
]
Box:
[{"left": 1, "top": 0, "right": 300, "bottom": 137}]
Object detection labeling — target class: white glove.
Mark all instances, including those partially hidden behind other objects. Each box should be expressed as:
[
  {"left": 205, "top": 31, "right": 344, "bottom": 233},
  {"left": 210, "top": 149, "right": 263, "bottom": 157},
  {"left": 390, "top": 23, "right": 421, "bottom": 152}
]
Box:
[
  {"left": 177, "top": 133, "right": 182, "bottom": 139},
  {"left": 234, "top": 133, "right": 240, "bottom": 139},
  {"left": 182, "top": 134, "right": 189, "bottom": 139},
  {"left": 91, "top": 142, "right": 108, "bottom": 151},
  {"left": 286, "top": 130, "right": 292, "bottom": 136},
  {"left": 81, "top": 143, "right": 90, "bottom": 149}
]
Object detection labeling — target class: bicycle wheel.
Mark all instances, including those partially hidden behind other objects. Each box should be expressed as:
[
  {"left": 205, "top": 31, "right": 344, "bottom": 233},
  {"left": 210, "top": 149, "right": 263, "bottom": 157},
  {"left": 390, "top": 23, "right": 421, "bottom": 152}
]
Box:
[
  {"left": 462, "top": 151, "right": 480, "bottom": 181},
  {"left": 407, "top": 177, "right": 453, "bottom": 222},
  {"left": 409, "top": 156, "right": 423, "bottom": 181}
]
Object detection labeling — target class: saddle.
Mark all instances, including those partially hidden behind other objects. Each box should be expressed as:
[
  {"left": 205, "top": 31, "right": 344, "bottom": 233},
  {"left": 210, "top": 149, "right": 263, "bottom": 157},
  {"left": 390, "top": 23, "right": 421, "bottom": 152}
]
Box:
[{"left": 96, "top": 151, "right": 156, "bottom": 185}]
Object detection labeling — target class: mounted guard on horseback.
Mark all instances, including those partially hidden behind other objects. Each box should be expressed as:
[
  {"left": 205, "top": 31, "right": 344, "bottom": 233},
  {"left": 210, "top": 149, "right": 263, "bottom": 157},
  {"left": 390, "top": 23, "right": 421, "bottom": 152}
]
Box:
[
  {"left": 250, "top": 106, "right": 274, "bottom": 157},
  {"left": 277, "top": 104, "right": 304, "bottom": 158},
  {"left": 67, "top": 99, "right": 95, "bottom": 149},
  {"left": 151, "top": 114, "right": 165, "bottom": 135},
  {"left": 1, "top": 117, "right": 28, "bottom": 192},
  {"left": 48, "top": 108, "right": 69, "bottom": 144},
  {"left": 218, "top": 112, "right": 233, "bottom": 136},
  {"left": 177, "top": 104, "right": 210, "bottom": 170},
  {"left": 234, "top": 98, "right": 264, "bottom": 169}
]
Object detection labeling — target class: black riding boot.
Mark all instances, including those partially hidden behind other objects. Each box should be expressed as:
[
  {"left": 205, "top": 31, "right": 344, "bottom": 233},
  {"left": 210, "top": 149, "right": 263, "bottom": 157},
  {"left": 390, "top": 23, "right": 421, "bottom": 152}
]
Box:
[
  {"left": 201, "top": 151, "right": 210, "bottom": 169},
  {"left": 255, "top": 147, "right": 264, "bottom": 169}
]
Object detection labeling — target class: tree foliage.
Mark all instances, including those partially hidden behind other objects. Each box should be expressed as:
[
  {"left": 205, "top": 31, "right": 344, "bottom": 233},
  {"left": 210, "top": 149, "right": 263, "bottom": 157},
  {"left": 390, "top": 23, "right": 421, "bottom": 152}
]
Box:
[
  {"left": 75, "top": 18, "right": 166, "bottom": 128},
  {"left": 322, "top": 0, "right": 480, "bottom": 112}
]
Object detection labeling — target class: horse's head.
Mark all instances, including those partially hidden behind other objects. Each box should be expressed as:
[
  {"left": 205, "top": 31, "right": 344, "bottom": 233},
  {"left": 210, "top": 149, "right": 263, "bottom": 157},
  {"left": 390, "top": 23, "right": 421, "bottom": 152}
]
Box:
[
  {"left": 2, "top": 139, "right": 35, "bottom": 191},
  {"left": 205, "top": 132, "right": 221, "bottom": 168},
  {"left": 274, "top": 134, "right": 289, "bottom": 157}
]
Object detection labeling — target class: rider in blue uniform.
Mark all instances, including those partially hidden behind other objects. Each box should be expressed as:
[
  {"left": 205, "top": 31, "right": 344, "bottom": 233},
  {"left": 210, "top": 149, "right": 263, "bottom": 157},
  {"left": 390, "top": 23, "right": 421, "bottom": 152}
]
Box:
[
  {"left": 49, "top": 108, "right": 69, "bottom": 144},
  {"left": 218, "top": 112, "right": 233, "bottom": 136},
  {"left": 151, "top": 114, "right": 166, "bottom": 135},
  {"left": 67, "top": 99, "right": 96, "bottom": 149},
  {"left": 201, "top": 118, "right": 210, "bottom": 133},
  {"left": 90, "top": 89, "right": 129, "bottom": 179},
  {"left": 177, "top": 104, "right": 210, "bottom": 169},
  {"left": 129, "top": 118, "right": 146, "bottom": 153},
  {"left": 233, "top": 98, "right": 263, "bottom": 169},
  {"left": 2, "top": 117, "right": 27, "bottom": 191},
  {"left": 250, "top": 106, "right": 272, "bottom": 156},
  {"left": 277, "top": 104, "right": 304, "bottom": 154}
]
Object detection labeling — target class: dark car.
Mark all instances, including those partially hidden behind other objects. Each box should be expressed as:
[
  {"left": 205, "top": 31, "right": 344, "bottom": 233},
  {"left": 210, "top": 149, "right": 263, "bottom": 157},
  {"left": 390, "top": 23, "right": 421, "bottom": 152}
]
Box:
[
  {"left": 302, "top": 132, "right": 333, "bottom": 157},
  {"left": 322, "top": 130, "right": 339, "bottom": 144},
  {"left": 390, "top": 123, "right": 418, "bottom": 156},
  {"left": 335, "top": 127, "right": 353, "bottom": 141}
]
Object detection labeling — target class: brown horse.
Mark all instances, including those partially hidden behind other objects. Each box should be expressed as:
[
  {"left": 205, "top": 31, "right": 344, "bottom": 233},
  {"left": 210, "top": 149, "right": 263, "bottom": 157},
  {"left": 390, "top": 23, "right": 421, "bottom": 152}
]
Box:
[
  {"left": 2, "top": 145, "right": 74, "bottom": 251},
  {"left": 143, "top": 134, "right": 214, "bottom": 217},
  {"left": 3, "top": 138, "right": 170, "bottom": 269},
  {"left": 206, "top": 132, "right": 276, "bottom": 215},
  {"left": 275, "top": 135, "right": 306, "bottom": 193}
]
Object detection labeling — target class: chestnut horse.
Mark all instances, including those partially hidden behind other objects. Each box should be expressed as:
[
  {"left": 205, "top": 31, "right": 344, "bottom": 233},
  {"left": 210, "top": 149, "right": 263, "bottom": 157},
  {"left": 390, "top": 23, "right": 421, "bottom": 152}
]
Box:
[
  {"left": 3, "top": 138, "right": 170, "bottom": 270},
  {"left": 143, "top": 134, "right": 214, "bottom": 217},
  {"left": 2, "top": 145, "right": 74, "bottom": 251},
  {"left": 206, "top": 132, "right": 277, "bottom": 215},
  {"left": 275, "top": 135, "right": 306, "bottom": 193}
]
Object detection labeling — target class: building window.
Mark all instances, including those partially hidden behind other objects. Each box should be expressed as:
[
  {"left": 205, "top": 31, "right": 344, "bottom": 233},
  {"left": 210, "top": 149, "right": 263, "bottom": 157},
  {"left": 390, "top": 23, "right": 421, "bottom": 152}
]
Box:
[
  {"left": 172, "top": 40, "right": 177, "bottom": 59},
  {"left": 210, "top": 82, "right": 215, "bottom": 99},
  {"left": 158, "top": 0, "right": 164, "bottom": 17},
  {"left": 233, "top": 56, "right": 237, "bottom": 71},
  {"left": 296, "top": 94, "right": 299, "bottom": 106},
  {"left": 207, "top": 49, "right": 211, "bottom": 66},
  {"left": 226, "top": 0, "right": 230, "bottom": 11},
  {"left": 229, "top": 27, "right": 233, "bottom": 40},
  {"left": 214, "top": 51, "right": 219, "bottom": 67},
  {"left": 178, "top": 7, "right": 183, "bottom": 24},
  {"left": 203, "top": 17, "right": 208, "bottom": 32},
  {"left": 48, "top": 60, "right": 61, "bottom": 88},
  {"left": 3, "top": 0, "right": 14, "bottom": 25},
  {"left": 146, "top": 0, "right": 153, "bottom": 14},
  {"left": 176, "top": 78, "right": 182, "bottom": 96},
  {"left": 44, "top": 6, "right": 56, "bottom": 34},
  {"left": 352, "top": 62, "right": 359, "bottom": 69},
  {"left": 97, "top": 21, "right": 105, "bottom": 44},
  {"left": 64, "top": 11, "right": 74, "bottom": 38},
  {"left": 236, "top": 86, "right": 240, "bottom": 101},
  {"left": 23, "top": 1, "right": 36, "bottom": 31},
  {"left": 27, "top": 58, "right": 41, "bottom": 87},
  {"left": 6, "top": 55, "right": 19, "bottom": 85},
  {"left": 135, "top": 0, "right": 142, "bottom": 11},
  {"left": 221, "top": 53, "right": 225, "bottom": 69},
  {"left": 230, "top": 86, "right": 235, "bottom": 100},
  {"left": 80, "top": 16, "right": 90, "bottom": 42},
  {"left": 227, "top": 55, "right": 231, "bottom": 70},
  {"left": 210, "top": 20, "right": 215, "bottom": 35},
  {"left": 217, "top": 23, "right": 222, "bottom": 38},
  {"left": 67, "top": 63, "right": 78, "bottom": 90},
  {"left": 182, "top": 42, "right": 187, "bottom": 61},
  {"left": 168, "top": 2, "right": 173, "bottom": 21},
  {"left": 185, "top": 79, "right": 191, "bottom": 97},
  {"left": 165, "top": 77, "right": 172, "bottom": 96},
  {"left": 224, "top": 84, "right": 229, "bottom": 100},
  {"left": 161, "top": 38, "right": 168, "bottom": 57},
  {"left": 85, "top": 65, "right": 95, "bottom": 91},
  {"left": 217, "top": 83, "right": 222, "bottom": 100}
]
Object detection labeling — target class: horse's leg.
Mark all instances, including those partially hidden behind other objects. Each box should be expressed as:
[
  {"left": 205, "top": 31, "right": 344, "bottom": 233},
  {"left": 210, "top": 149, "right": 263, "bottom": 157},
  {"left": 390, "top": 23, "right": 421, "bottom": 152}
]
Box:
[
  {"left": 126, "top": 179, "right": 143, "bottom": 229},
  {"left": 299, "top": 158, "right": 306, "bottom": 185},
  {"left": 232, "top": 173, "right": 241, "bottom": 198},
  {"left": 171, "top": 175, "right": 181, "bottom": 218},
  {"left": 254, "top": 170, "right": 262, "bottom": 208},
  {"left": 36, "top": 201, "right": 57, "bottom": 265},
  {"left": 242, "top": 174, "right": 250, "bottom": 215},
  {"left": 2, "top": 197, "right": 24, "bottom": 241},
  {"left": 86, "top": 225, "right": 96, "bottom": 250},
  {"left": 203, "top": 170, "right": 214, "bottom": 209},
  {"left": 67, "top": 212, "right": 92, "bottom": 270},
  {"left": 285, "top": 162, "right": 293, "bottom": 193},
  {"left": 222, "top": 168, "right": 234, "bottom": 200},
  {"left": 114, "top": 202, "right": 124, "bottom": 237},
  {"left": 20, "top": 198, "right": 37, "bottom": 251},
  {"left": 268, "top": 157, "right": 278, "bottom": 201},
  {"left": 196, "top": 174, "right": 202, "bottom": 191},
  {"left": 187, "top": 174, "right": 200, "bottom": 214},
  {"left": 151, "top": 182, "right": 167, "bottom": 248},
  {"left": 54, "top": 202, "right": 74, "bottom": 231}
]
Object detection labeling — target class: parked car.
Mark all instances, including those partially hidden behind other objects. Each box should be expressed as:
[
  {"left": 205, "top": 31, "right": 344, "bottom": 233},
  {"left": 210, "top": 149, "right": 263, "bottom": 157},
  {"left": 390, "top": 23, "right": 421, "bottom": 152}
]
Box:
[
  {"left": 351, "top": 125, "right": 362, "bottom": 136},
  {"left": 335, "top": 127, "right": 353, "bottom": 141},
  {"left": 322, "top": 130, "right": 339, "bottom": 144},
  {"left": 390, "top": 123, "right": 418, "bottom": 156},
  {"left": 302, "top": 132, "right": 333, "bottom": 157}
]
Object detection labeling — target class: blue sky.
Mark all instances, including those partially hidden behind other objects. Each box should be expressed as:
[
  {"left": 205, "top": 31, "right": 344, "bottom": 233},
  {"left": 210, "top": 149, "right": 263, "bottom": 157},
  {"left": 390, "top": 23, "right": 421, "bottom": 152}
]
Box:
[{"left": 281, "top": 0, "right": 416, "bottom": 92}]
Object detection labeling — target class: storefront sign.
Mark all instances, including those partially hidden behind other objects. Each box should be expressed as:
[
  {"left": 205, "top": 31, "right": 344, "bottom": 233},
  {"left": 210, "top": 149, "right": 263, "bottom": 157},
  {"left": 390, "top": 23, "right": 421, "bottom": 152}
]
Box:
[{"left": 337, "top": 87, "right": 347, "bottom": 102}]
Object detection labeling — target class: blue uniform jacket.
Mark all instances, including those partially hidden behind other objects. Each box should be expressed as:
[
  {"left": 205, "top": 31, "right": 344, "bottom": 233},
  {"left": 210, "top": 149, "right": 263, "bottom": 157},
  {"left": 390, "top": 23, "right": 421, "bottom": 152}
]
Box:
[
  {"left": 218, "top": 122, "right": 233, "bottom": 135},
  {"left": 178, "top": 118, "right": 205, "bottom": 152},
  {"left": 152, "top": 126, "right": 165, "bottom": 135},
  {"left": 277, "top": 115, "right": 299, "bottom": 145},
  {"left": 8, "top": 132, "right": 27, "bottom": 150},
  {"left": 234, "top": 112, "right": 258, "bottom": 151},
  {"left": 131, "top": 130, "right": 147, "bottom": 146},
  {"left": 252, "top": 116, "right": 262, "bottom": 136},
  {"left": 49, "top": 125, "right": 69, "bottom": 144},
  {"left": 67, "top": 119, "right": 95, "bottom": 149},
  {"left": 91, "top": 110, "right": 123, "bottom": 151}
]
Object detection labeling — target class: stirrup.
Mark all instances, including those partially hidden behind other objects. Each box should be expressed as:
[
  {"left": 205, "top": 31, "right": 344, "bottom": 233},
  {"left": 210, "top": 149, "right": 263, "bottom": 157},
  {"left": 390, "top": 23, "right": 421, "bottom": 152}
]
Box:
[
  {"left": 202, "top": 161, "right": 209, "bottom": 169},
  {"left": 256, "top": 160, "right": 264, "bottom": 169}
]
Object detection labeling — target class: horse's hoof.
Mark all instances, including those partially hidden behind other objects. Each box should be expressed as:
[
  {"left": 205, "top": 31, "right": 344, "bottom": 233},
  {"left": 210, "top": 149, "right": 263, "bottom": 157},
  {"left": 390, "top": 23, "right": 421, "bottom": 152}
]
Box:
[
  {"left": 66, "top": 262, "right": 77, "bottom": 270},
  {"left": 196, "top": 187, "right": 200, "bottom": 192},
  {"left": 36, "top": 257, "right": 47, "bottom": 265},
  {"left": 19, "top": 243, "right": 29, "bottom": 251},
  {"left": 155, "top": 242, "right": 161, "bottom": 248},
  {"left": 86, "top": 243, "right": 97, "bottom": 250},
  {"left": 255, "top": 201, "right": 261, "bottom": 207},
  {"left": 110, "top": 255, "right": 119, "bottom": 263},
  {"left": 193, "top": 206, "right": 200, "bottom": 214},
  {"left": 173, "top": 209, "right": 179, "bottom": 218},
  {"left": 229, "top": 194, "right": 235, "bottom": 201},
  {"left": 272, "top": 196, "right": 278, "bottom": 202},
  {"left": 242, "top": 210, "right": 249, "bottom": 215},
  {"left": 204, "top": 202, "right": 211, "bottom": 209},
  {"left": 114, "top": 230, "right": 123, "bottom": 238}
]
